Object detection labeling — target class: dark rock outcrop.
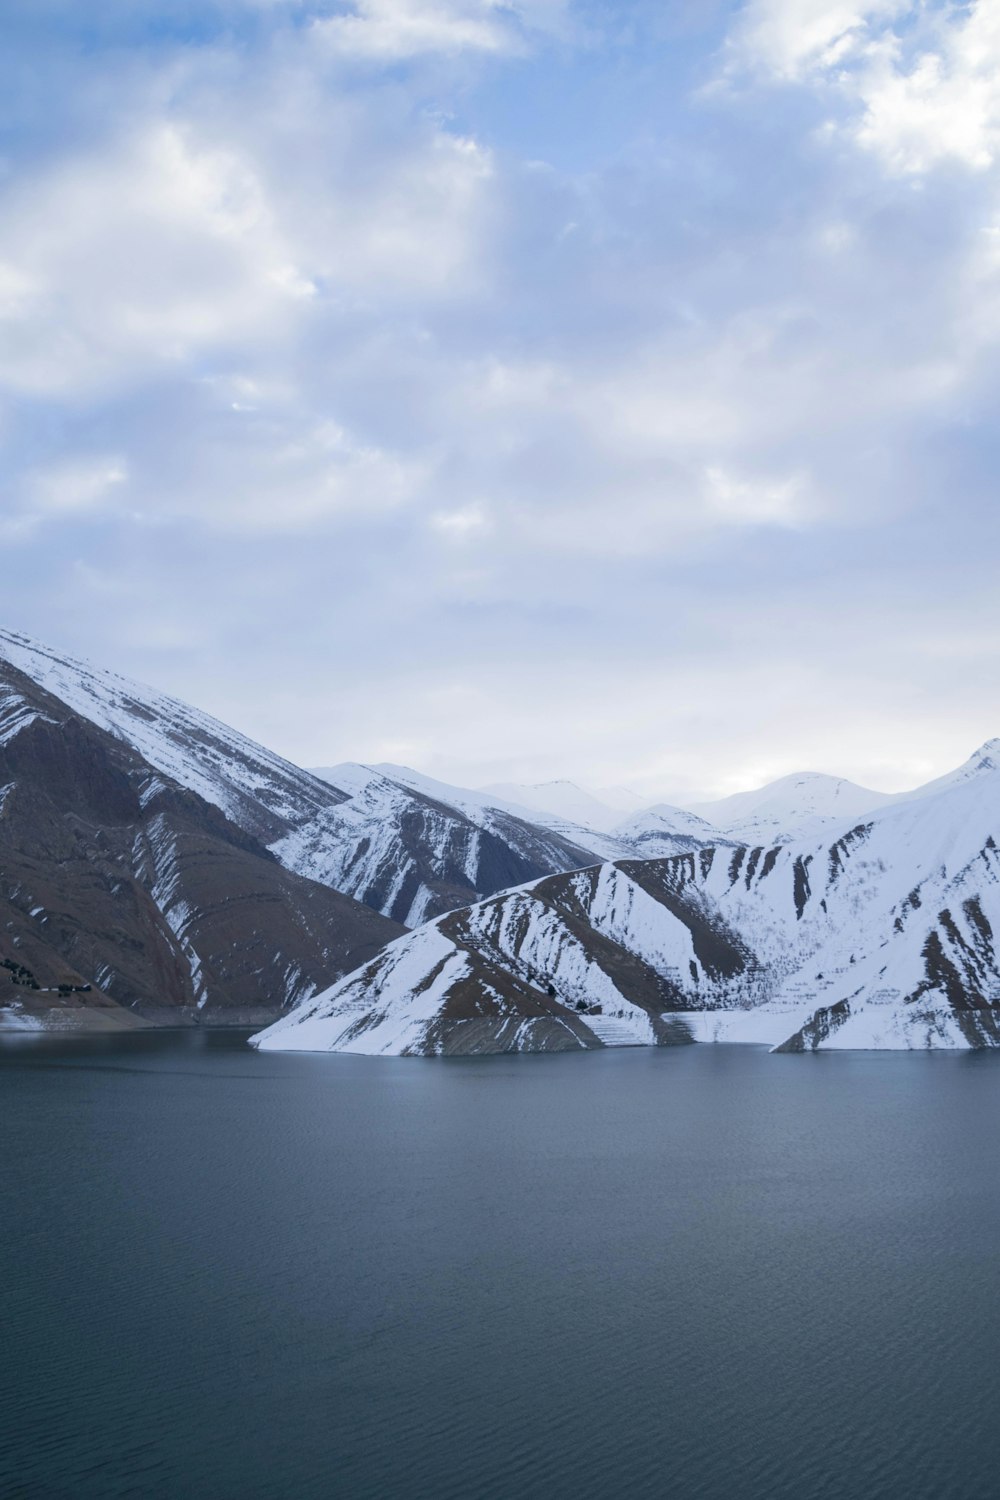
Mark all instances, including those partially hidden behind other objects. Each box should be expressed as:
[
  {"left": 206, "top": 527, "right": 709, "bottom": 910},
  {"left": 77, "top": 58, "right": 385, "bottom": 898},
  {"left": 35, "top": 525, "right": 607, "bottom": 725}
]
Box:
[{"left": 0, "top": 661, "right": 401, "bottom": 1026}]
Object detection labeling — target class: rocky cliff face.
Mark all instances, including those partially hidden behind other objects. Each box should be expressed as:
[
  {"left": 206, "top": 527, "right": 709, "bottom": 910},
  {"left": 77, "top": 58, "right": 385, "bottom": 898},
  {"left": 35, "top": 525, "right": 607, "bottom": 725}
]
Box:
[
  {"left": 253, "top": 761, "right": 1000, "bottom": 1054},
  {"left": 0, "top": 661, "right": 401, "bottom": 1028}
]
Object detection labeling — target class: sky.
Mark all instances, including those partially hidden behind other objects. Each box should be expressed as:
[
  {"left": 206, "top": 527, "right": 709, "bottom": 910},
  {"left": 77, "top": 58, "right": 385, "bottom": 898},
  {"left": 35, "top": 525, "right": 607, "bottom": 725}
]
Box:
[{"left": 3, "top": 0, "right": 1000, "bottom": 803}]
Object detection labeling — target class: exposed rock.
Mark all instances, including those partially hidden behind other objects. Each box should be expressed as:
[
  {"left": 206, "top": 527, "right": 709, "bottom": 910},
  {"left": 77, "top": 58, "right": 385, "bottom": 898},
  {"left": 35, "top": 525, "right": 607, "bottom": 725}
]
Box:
[{"left": 0, "top": 660, "right": 401, "bottom": 1027}]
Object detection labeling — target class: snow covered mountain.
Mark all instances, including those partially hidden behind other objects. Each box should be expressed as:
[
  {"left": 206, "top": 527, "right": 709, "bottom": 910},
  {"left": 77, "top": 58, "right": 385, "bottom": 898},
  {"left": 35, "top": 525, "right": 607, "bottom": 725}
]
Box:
[
  {"left": 0, "top": 629, "right": 345, "bottom": 846},
  {"left": 611, "top": 804, "right": 726, "bottom": 858},
  {"left": 683, "top": 747, "right": 1000, "bottom": 844},
  {"left": 297, "top": 764, "right": 728, "bottom": 918},
  {"left": 0, "top": 630, "right": 616, "bottom": 929},
  {"left": 402, "top": 770, "right": 709, "bottom": 863},
  {"left": 686, "top": 772, "right": 894, "bottom": 844},
  {"left": 479, "top": 779, "right": 646, "bottom": 834},
  {"left": 372, "top": 763, "right": 654, "bottom": 862},
  {"left": 253, "top": 756, "right": 1000, "bottom": 1055},
  {"left": 289, "top": 762, "right": 603, "bottom": 926},
  {"left": 888, "top": 738, "right": 1000, "bottom": 804},
  {"left": 0, "top": 654, "right": 400, "bottom": 1029}
]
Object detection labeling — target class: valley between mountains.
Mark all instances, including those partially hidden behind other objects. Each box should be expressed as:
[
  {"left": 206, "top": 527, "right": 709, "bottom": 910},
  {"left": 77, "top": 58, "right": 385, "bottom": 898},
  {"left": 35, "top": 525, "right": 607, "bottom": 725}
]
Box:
[{"left": 3, "top": 626, "right": 1000, "bottom": 1052}]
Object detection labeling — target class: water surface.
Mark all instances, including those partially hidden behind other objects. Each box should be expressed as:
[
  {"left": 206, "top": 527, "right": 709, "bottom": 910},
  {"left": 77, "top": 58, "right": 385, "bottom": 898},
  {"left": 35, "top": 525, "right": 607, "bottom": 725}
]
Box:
[{"left": 2, "top": 1031, "right": 999, "bottom": 1499}]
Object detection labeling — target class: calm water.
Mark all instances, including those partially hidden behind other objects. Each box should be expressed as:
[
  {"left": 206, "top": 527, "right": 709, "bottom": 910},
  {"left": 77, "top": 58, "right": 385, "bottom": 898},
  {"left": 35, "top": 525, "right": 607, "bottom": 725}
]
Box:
[{"left": 2, "top": 1032, "right": 1000, "bottom": 1500}]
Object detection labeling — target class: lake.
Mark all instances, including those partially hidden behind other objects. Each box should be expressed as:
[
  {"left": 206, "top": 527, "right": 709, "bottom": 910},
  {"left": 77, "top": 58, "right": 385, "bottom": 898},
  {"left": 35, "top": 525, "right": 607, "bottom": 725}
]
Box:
[{"left": 2, "top": 1031, "right": 999, "bottom": 1499}]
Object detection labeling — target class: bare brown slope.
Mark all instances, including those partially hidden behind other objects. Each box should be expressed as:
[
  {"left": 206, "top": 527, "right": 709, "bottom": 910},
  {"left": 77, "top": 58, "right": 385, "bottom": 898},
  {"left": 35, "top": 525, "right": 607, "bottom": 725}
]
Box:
[{"left": 0, "top": 662, "right": 401, "bottom": 1027}]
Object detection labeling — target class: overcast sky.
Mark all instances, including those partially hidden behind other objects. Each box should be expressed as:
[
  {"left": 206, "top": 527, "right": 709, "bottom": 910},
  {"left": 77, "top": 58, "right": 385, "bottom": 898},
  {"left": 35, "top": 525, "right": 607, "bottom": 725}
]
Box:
[{"left": 3, "top": 0, "right": 1000, "bottom": 802}]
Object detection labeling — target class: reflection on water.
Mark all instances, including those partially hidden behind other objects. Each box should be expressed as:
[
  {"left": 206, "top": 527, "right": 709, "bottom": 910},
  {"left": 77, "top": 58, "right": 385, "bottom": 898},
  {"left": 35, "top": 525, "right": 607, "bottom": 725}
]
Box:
[{"left": 2, "top": 1031, "right": 999, "bottom": 1500}]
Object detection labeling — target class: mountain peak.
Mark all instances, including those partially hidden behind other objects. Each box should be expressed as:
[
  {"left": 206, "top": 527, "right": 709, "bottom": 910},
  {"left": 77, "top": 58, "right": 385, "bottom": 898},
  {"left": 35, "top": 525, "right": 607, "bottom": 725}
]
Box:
[{"left": 970, "top": 738, "right": 1000, "bottom": 767}]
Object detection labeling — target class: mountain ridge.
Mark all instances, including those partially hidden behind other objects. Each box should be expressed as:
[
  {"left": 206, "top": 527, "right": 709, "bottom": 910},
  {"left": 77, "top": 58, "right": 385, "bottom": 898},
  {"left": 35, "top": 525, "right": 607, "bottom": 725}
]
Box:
[
  {"left": 0, "top": 630, "right": 615, "bottom": 930},
  {"left": 254, "top": 753, "right": 1000, "bottom": 1055},
  {"left": 0, "top": 656, "right": 401, "bottom": 1029}
]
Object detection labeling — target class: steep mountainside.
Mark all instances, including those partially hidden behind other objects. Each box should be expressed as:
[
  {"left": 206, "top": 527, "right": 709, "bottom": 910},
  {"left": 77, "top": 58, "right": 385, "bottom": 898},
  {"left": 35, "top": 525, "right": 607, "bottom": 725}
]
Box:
[
  {"left": 0, "top": 630, "right": 613, "bottom": 927},
  {"left": 0, "top": 629, "right": 345, "bottom": 846},
  {"left": 254, "top": 763, "right": 1000, "bottom": 1055},
  {"left": 377, "top": 766, "right": 635, "bottom": 862},
  {"left": 285, "top": 762, "right": 603, "bottom": 927},
  {"left": 887, "top": 738, "right": 1000, "bottom": 803},
  {"left": 373, "top": 765, "right": 713, "bottom": 864},
  {"left": 301, "top": 763, "right": 728, "bottom": 920},
  {"left": 0, "top": 660, "right": 400, "bottom": 1029}
]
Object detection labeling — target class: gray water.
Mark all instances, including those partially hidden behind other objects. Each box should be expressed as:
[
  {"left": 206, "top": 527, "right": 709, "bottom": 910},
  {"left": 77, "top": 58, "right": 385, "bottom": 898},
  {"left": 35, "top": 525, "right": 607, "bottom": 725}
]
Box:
[{"left": 2, "top": 1031, "right": 999, "bottom": 1500}]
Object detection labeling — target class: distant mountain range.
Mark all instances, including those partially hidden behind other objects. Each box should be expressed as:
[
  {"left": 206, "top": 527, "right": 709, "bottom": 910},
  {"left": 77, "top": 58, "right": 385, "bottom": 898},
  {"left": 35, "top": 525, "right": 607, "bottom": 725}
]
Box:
[
  {"left": 255, "top": 748, "right": 1000, "bottom": 1055},
  {"left": 3, "top": 624, "right": 999, "bottom": 1049},
  {"left": 472, "top": 765, "right": 976, "bottom": 846}
]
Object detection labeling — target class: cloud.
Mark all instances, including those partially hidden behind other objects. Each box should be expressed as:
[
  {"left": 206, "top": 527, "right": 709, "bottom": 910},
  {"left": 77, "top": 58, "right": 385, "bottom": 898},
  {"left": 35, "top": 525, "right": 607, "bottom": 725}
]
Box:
[
  {"left": 702, "top": 464, "right": 807, "bottom": 526},
  {"left": 313, "top": 0, "right": 515, "bottom": 59},
  {"left": 0, "top": 124, "right": 310, "bottom": 396},
  {"left": 3, "top": 0, "right": 1000, "bottom": 798},
  {"left": 30, "top": 458, "right": 129, "bottom": 516},
  {"left": 0, "top": 76, "right": 494, "bottom": 400},
  {"left": 729, "top": 0, "right": 1000, "bottom": 175},
  {"left": 855, "top": 4, "right": 1000, "bottom": 173},
  {"left": 312, "top": 0, "right": 572, "bottom": 60},
  {"left": 727, "top": 0, "right": 908, "bottom": 80}
]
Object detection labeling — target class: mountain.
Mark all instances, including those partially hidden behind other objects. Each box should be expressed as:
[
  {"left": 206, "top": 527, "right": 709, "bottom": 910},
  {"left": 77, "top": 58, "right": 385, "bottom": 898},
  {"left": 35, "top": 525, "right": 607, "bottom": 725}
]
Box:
[
  {"left": 0, "top": 630, "right": 609, "bottom": 930},
  {"left": 475, "top": 778, "right": 717, "bottom": 860},
  {"left": 374, "top": 762, "right": 662, "bottom": 860},
  {"left": 300, "top": 764, "right": 721, "bottom": 917},
  {"left": 686, "top": 771, "right": 893, "bottom": 844},
  {"left": 594, "top": 785, "right": 652, "bottom": 816},
  {"left": 611, "top": 803, "right": 727, "bottom": 857},
  {"left": 682, "top": 745, "right": 1000, "bottom": 844},
  {"left": 889, "top": 738, "right": 1000, "bottom": 803},
  {"left": 0, "top": 656, "right": 401, "bottom": 1030},
  {"left": 253, "top": 754, "right": 1000, "bottom": 1055},
  {"left": 291, "top": 762, "right": 603, "bottom": 926},
  {"left": 478, "top": 779, "right": 641, "bottom": 834},
  {"left": 0, "top": 629, "right": 345, "bottom": 846}
]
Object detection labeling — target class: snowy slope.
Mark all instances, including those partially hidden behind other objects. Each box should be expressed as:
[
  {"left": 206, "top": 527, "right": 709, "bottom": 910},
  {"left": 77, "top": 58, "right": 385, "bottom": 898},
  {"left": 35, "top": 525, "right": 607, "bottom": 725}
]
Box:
[
  {"left": 611, "top": 803, "right": 726, "bottom": 857},
  {"left": 254, "top": 760, "right": 1000, "bottom": 1055},
  {"left": 684, "top": 745, "right": 1000, "bottom": 845},
  {"left": 0, "top": 629, "right": 343, "bottom": 846},
  {"left": 386, "top": 768, "right": 724, "bottom": 864},
  {"left": 0, "top": 631, "right": 612, "bottom": 929},
  {"left": 291, "top": 763, "right": 605, "bottom": 926},
  {"left": 371, "top": 763, "right": 641, "bottom": 862},
  {"left": 478, "top": 779, "right": 642, "bottom": 834},
  {"left": 301, "top": 763, "right": 720, "bottom": 919},
  {"left": 885, "top": 738, "right": 1000, "bottom": 804},
  {"left": 686, "top": 772, "right": 893, "bottom": 844}
]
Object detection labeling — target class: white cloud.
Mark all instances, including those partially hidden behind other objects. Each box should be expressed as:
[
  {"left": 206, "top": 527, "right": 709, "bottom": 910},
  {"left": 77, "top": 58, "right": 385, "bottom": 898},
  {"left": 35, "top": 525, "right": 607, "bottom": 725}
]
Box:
[
  {"left": 0, "top": 100, "right": 493, "bottom": 399},
  {"left": 855, "top": 5, "right": 1000, "bottom": 173},
  {"left": 729, "top": 0, "right": 907, "bottom": 80},
  {"left": 703, "top": 464, "right": 807, "bottom": 525},
  {"left": 30, "top": 458, "right": 129, "bottom": 515},
  {"left": 314, "top": 0, "right": 513, "bottom": 59},
  {"left": 312, "top": 0, "right": 571, "bottom": 61},
  {"left": 429, "top": 502, "right": 492, "bottom": 539},
  {"left": 0, "top": 124, "right": 308, "bottom": 395},
  {"left": 730, "top": 0, "right": 1000, "bottom": 175}
]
